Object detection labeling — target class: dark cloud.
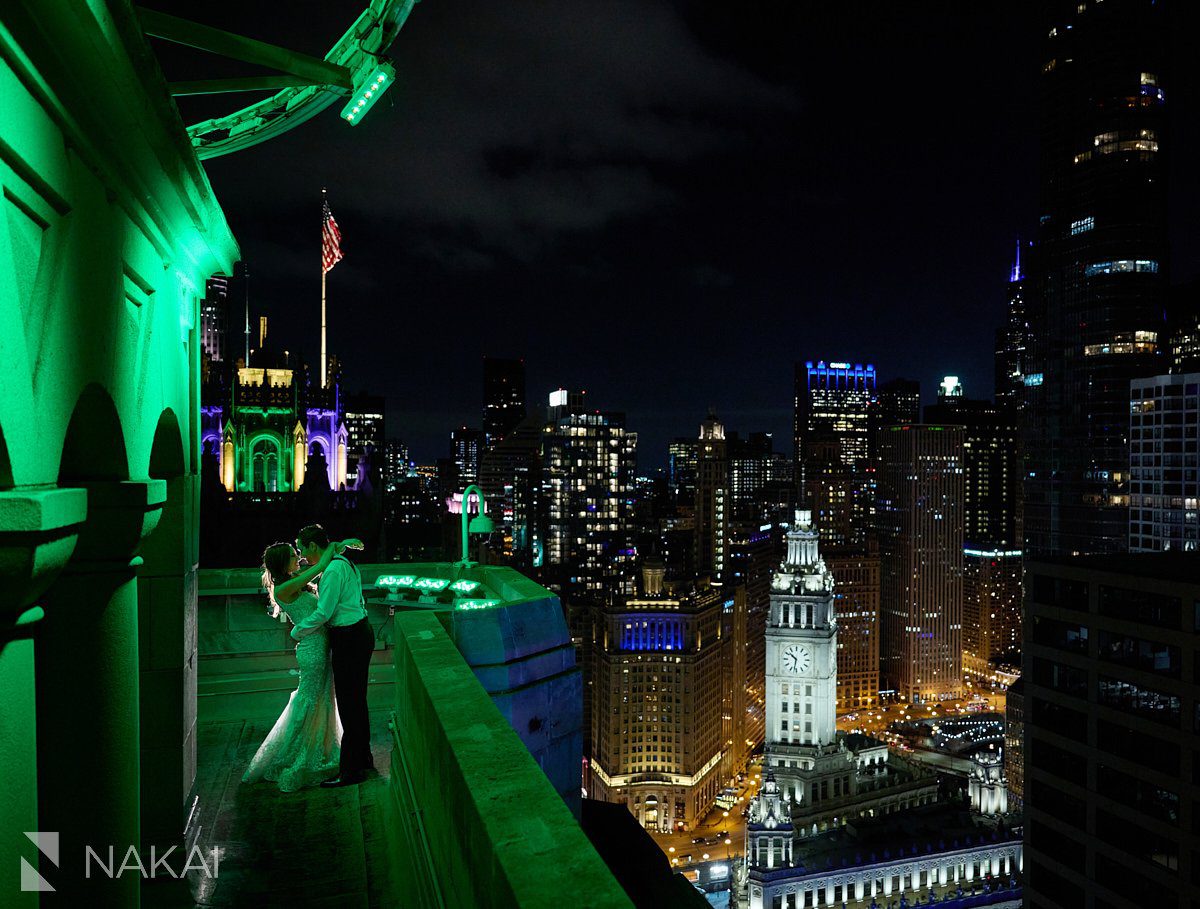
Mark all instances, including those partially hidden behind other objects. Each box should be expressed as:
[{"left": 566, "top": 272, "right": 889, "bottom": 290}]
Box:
[{"left": 147, "top": 2, "right": 1199, "bottom": 465}]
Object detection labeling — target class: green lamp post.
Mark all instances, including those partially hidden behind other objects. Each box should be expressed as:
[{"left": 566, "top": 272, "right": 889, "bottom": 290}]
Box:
[{"left": 457, "top": 484, "right": 494, "bottom": 566}]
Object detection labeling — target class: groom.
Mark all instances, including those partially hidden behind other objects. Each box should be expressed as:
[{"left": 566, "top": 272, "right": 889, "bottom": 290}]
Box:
[{"left": 292, "top": 523, "right": 375, "bottom": 786}]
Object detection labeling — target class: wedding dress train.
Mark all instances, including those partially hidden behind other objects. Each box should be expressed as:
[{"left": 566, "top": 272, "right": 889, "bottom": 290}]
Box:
[{"left": 242, "top": 590, "right": 342, "bottom": 792}]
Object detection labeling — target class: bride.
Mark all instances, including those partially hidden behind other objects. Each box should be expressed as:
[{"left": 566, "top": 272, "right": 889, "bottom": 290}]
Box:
[{"left": 242, "top": 537, "right": 361, "bottom": 792}]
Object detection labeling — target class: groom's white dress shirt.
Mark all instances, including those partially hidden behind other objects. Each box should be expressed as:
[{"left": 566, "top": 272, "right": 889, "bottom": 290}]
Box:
[{"left": 291, "top": 556, "right": 366, "bottom": 639}]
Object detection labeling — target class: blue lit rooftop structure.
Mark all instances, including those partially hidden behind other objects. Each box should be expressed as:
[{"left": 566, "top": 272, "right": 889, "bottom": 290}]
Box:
[{"left": 804, "top": 360, "right": 877, "bottom": 391}]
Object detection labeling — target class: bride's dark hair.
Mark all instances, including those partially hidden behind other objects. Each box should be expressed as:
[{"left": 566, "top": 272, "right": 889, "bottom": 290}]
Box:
[{"left": 261, "top": 542, "right": 296, "bottom": 618}]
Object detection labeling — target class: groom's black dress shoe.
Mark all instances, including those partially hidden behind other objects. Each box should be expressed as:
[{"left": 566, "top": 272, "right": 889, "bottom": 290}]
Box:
[{"left": 320, "top": 773, "right": 365, "bottom": 788}]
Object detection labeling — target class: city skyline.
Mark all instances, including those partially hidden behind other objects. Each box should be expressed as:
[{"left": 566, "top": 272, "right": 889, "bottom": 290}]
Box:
[
  {"left": 10, "top": 3, "right": 1200, "bottom": 906},
  {"left": 158, "top": 2, "right": 1200, "bottom": 465}
]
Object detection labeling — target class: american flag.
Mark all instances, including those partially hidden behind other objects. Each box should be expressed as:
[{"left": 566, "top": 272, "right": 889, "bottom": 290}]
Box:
[{"left": 322, "top": 198, "right": 343, "bottom": 274}]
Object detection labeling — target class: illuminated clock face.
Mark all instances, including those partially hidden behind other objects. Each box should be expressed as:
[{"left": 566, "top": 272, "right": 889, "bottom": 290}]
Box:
[{"left": 783, "top": 645, "right": 811, "bottom": 674}]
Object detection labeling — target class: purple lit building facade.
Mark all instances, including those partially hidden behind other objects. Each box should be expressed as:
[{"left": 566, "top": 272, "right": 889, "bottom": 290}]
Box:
[{"left": 201, "top": 371, "right": 350, "bottom": 494}]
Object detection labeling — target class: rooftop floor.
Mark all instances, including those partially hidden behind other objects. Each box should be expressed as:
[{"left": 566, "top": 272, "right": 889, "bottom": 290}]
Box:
[{"left": 146, "top": 709, "right": 398, "bottom": 908}]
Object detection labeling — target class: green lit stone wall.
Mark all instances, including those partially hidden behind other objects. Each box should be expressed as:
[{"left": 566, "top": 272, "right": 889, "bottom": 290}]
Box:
[
  {"left": 390, "top": 610, "right": 633, "bottom": 908},
  {"left": 1, "top": 2, "right": 237, "bottom": 904}
]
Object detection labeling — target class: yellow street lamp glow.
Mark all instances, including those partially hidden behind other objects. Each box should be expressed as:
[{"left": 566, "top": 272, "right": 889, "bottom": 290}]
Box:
[{"left": 341, "top": 61, "right": 396, "bottom": 125}]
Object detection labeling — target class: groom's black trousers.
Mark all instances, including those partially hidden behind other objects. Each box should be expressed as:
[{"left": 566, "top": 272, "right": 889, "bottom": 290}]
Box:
[{"left": 329, "top": 617, "right": 375, "bottom": 776}]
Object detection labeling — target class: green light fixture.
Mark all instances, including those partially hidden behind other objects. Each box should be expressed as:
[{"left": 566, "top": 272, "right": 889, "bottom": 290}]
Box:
[
  {"left": 341, "top": 62, "right": 396, "bottom": 125},
  {"left": 458, "top": 484, "right": 494, "bottom": 566}
]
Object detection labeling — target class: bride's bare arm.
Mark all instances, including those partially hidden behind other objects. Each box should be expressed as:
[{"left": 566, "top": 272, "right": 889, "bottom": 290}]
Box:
[{"left": 272, "top": 541, "right": 351, "bottom": 603}]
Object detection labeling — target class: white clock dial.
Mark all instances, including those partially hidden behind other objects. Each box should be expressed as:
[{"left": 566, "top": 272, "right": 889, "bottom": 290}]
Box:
[{"left": 783, "top": 644, "right": 811, "bottom": 674}]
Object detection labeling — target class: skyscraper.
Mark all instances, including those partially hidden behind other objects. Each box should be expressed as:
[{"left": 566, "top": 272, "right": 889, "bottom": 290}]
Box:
[
  {"left": 588, "top": 568, "right": 729, "bottom": 831},
  {"left": 877, "top": 425, "right": 964, "bottom": 702},
  {"left": 383, "top": 438, "right": 411, "bottom": 495},
  {"left": 695, "top": 412, "right": 728, "bottom": 579},
  {"left": 450, "top": 426, "right": 484, "bottom": 486},
  {"left": 343, "top": 391, "right": 385, "bottom": 487},
  {"left": 542, "top": 389, "right": 637, "bottom": 597},
  {"left": 874, "top": 377, "right": 921, "bottom": 429},
  {"left": 995, "top": 242, "right": 1030, "bottom": 411},
  {"left": 795, "top": 361, "right": 877, "bottom": 545},
  {"left": 483, "top": 356, "right": 526, "bottom": 448},
  {"left": 667, "top": 437, "right": 699, "bottom": 507},
  {"left": 1129, "top": 373, "right": 1200, "bottom": 552},
  {"left": 1024, "top": 0, "right": 1169, "bottom": 556},
  {"left": 1022, "top": 555, "right": 1195, "bottom": 909},
  {"left": 925, "top": 379, "right": 1022, "bottom": 673},
  {"left": 728, "top": 431, "right": 776, "bottom": 512},
  {"left": 794, "top": 361, "right": 877, "bottom": 482},
  {"left": 479, "top": 413, "right": 543, "bottom": 564},
  {"left": 200, "top": 274, "right": 229, "bottom": 363},
  {"left": 727, "top": 521, "right": 778, "bottom": 755},
  {"left": 825, "top": 543, "right": 880, "bottom": 712}
]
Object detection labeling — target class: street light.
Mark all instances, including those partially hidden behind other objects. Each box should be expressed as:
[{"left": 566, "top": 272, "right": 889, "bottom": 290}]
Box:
[{"left": 457, "top": 484, "right": 494, "bottom": 566}]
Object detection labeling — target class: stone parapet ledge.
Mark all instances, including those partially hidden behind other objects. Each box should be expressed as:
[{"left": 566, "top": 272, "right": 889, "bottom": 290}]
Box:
[
  {"left": 0, "top": 486, "right": 88, "bottom": 617},
  {"left": 389, "top": 609, "right": 632, "bottom": 909}
]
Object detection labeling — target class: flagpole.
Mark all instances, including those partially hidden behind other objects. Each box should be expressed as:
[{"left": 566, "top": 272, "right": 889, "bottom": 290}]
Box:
[{"left": 321, "top": 188, "right": 327, "bottom": 388}]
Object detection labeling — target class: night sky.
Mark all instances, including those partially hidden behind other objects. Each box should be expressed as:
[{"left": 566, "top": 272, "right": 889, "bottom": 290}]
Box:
[{"left": 154, "top": 2, "right": 1200, "bottom": 468}]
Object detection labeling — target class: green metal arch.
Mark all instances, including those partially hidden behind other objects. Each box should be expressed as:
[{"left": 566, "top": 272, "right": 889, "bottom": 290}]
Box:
[{"left": 183, "top": 0, "right": 417, "bottom": 159}]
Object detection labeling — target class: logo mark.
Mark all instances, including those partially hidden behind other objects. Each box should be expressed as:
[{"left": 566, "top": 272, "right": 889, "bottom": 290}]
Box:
[{"left": 21, "top": 832, "right": 58, "bottom": 892}]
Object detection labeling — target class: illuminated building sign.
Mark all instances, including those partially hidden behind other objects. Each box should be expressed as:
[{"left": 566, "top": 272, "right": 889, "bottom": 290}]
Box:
[{"left": 1023, "top": 373, "right": 1044, "bottom": 386}]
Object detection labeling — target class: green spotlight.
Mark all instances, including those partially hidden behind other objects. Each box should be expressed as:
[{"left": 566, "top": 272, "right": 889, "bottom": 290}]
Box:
[{"left": 341, "top": 61, "right": 396, "bottom": 125}]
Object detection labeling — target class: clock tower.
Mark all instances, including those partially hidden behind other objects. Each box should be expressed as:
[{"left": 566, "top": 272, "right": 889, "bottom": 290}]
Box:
[{"left": 763, "top": 509, "right": 837, "bottom": 800}]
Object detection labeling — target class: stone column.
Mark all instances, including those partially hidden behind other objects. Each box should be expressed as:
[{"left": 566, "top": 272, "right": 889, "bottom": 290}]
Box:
[
  {"left": 36, "top": 480, "right": 164, "bottom": 908},
  {"left": 138, "top": 474, "right": 198, "bottom": 854},
  {"left": 824, "top": 881, "right": 833, "bottom": 905},
  {"left": 855, "top": 877, "right": 865, "bottom": 900},
  {"left": 883, "top": 872, "right": 892, "bottom": 896},
  {"left": 965, "top": 858, "right": 974, "bottom": 881},
  {"left": 939, "top": 863, "right": 948, "bottom": 885},
  {"left": 0, "top": 487, "right": 86, "bottom": 908}
]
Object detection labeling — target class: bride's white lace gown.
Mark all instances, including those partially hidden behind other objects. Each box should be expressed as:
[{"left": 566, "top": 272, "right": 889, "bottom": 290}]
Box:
[{"left": 242, "top": 590, "right": 342, "bottom": 792}]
